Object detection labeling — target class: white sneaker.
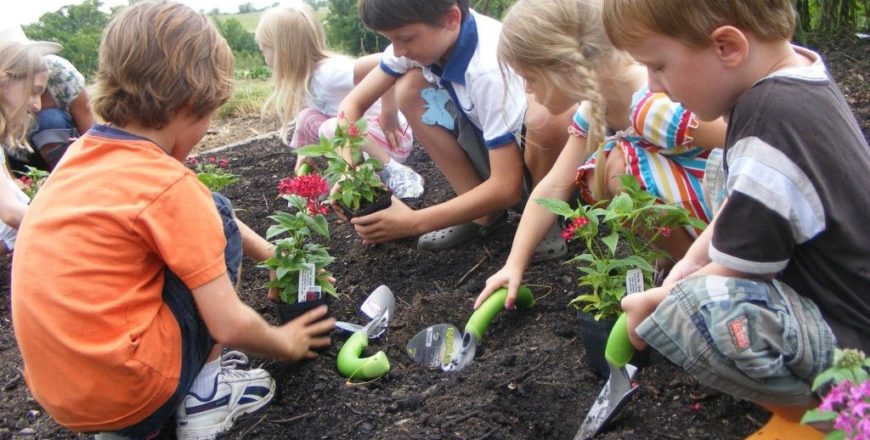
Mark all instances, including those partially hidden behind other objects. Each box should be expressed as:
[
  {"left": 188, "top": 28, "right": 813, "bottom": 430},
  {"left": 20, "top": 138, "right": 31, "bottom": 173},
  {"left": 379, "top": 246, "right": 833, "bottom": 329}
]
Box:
[{"left": 175, "top": 362, "right": 275, "bottom": 440}]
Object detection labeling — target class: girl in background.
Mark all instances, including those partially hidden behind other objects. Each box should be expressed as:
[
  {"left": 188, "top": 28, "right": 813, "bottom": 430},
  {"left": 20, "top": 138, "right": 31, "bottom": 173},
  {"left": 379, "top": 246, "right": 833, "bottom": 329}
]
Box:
[
  {"left": 256, "top": 4, "right": 423, "bottom": 197},
  {"left": 0, "top": 40, "right": 48, "bottom": 253},
  {"left": 477, "top": 0, "right": 726, "bottom": 309}
]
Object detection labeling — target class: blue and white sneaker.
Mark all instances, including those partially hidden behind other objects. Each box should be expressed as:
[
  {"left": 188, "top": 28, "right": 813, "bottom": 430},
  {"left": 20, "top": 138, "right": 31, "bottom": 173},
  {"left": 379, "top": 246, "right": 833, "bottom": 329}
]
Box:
[{"left": 175, "top": 362, "right": 275, "bottom": 440}]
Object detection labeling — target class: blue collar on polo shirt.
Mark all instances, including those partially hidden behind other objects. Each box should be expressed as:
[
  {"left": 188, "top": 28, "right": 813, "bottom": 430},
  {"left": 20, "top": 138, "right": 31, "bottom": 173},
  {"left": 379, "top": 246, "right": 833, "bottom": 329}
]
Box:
[
  {"left": 91, "top": 124, "right": 155, "bottom": 142},
  {"left": 429, "top": 12, "right": 477, "bottom": 86}
]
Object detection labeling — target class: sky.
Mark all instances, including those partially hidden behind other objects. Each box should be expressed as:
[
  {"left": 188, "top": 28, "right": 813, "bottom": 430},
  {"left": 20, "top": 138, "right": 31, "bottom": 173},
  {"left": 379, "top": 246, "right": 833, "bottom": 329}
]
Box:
[{"left": 7, "top": 0, "right": 280, "bottom": 26}]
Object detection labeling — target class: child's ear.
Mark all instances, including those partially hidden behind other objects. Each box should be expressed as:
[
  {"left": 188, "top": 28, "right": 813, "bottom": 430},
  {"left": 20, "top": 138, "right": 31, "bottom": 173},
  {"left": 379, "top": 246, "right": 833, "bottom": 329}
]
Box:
[
  {"left": 443, "top": 5, "right": 462, "bottom": 31},
  {"left": 709, "top": 26, "right": 748, "bottom": 68}
]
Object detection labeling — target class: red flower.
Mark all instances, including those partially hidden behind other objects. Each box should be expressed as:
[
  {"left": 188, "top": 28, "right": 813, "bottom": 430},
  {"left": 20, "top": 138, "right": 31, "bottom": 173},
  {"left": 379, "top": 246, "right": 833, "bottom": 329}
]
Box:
[
  {"left": 218, "top": 158, "right": 229, "bottom": 169},
  {"left": 277, "top": 174, "right": 329, "bottom": 199},
  {"left": 347, "top": 122, "right": 361, "bottom": 138},
  {"left": 571, "top": 217, "right": 589, "bottom": 228},
  {"left": 19, "top": 176, "right": 33, "bottom": 187},
  {"left": 306, "top": 199, "right": 329, "bottom": 216},
  {"left": 658, "top": 226, "right": 672, "bottom": 238},
  {"left": 185, "top": 157, "right": 198, "bottom": 167}
]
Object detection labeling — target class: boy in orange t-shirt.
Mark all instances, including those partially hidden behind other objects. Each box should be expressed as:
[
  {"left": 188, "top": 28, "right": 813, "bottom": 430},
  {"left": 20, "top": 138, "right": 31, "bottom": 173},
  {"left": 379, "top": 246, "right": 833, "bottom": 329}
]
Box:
[{"left": 11, "top": 1, "right": 335, "bottom": 438}]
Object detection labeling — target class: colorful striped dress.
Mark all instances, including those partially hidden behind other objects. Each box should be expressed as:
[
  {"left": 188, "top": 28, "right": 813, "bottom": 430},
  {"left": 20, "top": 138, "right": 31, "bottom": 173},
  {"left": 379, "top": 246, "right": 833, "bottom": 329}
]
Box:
[{"left": 572, "top": 87, "right": 715, "bottom": 224}]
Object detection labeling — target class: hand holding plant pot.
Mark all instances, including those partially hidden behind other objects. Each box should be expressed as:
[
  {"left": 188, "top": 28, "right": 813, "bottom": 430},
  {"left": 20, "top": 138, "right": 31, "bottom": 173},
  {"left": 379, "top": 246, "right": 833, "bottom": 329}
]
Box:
[
  {"left": 260, "top": 174, "right": 337, "bottom": 325},
  {"left": 296, "top": 116, "right": 392, "bottom": 218}
]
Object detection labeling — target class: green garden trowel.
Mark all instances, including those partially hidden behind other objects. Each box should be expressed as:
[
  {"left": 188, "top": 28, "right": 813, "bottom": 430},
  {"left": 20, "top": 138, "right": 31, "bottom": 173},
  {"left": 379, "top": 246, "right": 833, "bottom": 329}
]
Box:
[
  {"left": 574, "top": 313, "right": 638, "bottom": 439},
  {"left": 405, "top": 286, "right": 534, "bottom": 372}
]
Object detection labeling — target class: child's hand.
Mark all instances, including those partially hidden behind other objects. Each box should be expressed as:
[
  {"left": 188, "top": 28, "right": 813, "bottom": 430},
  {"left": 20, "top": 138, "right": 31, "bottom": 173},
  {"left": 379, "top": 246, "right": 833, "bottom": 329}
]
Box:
[
  {"left": 278, "top": 305, "right": 335, "bottom": 362},
  {"left": 620, "top": 285, "right": 670, "bottom": 350},
  {"left": 476, "top": 265, "right": 525, "bottom": 310},
  {"left": 663, "top": 255, "right": 705, "bottom": 285},
  {"left": 377, "top": 112, "right": 402, "bottom": 151}
]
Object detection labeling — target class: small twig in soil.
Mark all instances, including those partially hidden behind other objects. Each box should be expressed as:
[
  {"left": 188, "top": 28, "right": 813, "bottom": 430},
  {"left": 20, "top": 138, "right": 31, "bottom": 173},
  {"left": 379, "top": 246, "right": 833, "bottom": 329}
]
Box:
[
  {"left": 2, "top": 371, "right": 21, "bottom": 391},
  {"left": 239, "top": 413, "right": 268, "bottom": 437},
  {"left": 482, "top": 246, "right": 493, "bottom": 260},
  {"left": 456, "top": 255, "right": 488, "bottom": 287},
  {"left": 496, "top": 353, "right": 551, "bottom": 389},
  {"left": 443, "top": 410, "right": 479, "bottom": 427},
  {"left": 268, "top": 411, "right": 314, "bottom": 424},
  {"left": 474, "top": 428, "right": 497, "bottom": 440},
  {"left": 746, "top": 414, "right": 764, "bottom": 427}
]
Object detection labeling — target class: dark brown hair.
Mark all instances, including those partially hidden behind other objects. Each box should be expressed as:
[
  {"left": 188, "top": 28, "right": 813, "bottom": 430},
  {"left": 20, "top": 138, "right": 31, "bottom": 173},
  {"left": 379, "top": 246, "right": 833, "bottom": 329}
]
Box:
[{"left": 359, "top": 0, "right": 468, "bottom": 31}]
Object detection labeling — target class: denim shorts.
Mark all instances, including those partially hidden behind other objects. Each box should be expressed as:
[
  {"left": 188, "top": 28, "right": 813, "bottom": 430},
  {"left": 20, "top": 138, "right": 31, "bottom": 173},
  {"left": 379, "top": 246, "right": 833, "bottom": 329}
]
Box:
[
  {"left": 110, "top": 192, "right": 242, "bottom": 438},
  {"left": 637, "top": 275, "right": 835, "bottom": 406}
]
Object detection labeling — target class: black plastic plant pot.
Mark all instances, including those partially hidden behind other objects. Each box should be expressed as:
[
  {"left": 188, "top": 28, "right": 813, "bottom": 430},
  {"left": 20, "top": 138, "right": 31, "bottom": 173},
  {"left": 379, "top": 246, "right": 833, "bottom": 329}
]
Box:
[
  {"left": 274, "top": 296, "right": 334, "bottom": 352},
  {"left": 577, "top": 311, "right": 649, "bottom": 378},
  {"left": 338, "top": 189, "right": 392, "bottom": 220}
]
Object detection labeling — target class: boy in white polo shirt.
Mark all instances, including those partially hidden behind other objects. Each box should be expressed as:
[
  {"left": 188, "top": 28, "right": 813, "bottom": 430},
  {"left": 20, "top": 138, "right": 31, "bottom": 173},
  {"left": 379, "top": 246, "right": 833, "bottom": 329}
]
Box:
[{"left": 339, "top": 0, "right": 572, "bottom": 255}]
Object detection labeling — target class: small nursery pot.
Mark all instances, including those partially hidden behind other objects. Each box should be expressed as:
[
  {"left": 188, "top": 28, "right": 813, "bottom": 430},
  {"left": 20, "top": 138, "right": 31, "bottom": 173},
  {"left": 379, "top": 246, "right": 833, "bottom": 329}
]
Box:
[
  {"left": 577, "top": 311, "right": 648, "bottom": 378},
  {"left": 338, "top": 189, "right": 392, "bottom": 220}
]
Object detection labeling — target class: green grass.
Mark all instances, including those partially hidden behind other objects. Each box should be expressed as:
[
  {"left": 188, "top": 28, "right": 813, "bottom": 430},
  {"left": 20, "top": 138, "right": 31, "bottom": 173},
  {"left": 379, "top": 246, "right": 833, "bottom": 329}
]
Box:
[
  {"left": 217, "top": 78, "right": 271, "bottom": 120},
  {"left": 215, "top": 11, "right": 262, "bottom": 32}
]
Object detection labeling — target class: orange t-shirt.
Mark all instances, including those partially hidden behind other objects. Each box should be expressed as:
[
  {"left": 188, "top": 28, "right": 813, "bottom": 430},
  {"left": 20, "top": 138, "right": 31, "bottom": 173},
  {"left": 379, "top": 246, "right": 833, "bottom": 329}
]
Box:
[{"left": 11, "top": 125, "right": 228, "bottom": 432}]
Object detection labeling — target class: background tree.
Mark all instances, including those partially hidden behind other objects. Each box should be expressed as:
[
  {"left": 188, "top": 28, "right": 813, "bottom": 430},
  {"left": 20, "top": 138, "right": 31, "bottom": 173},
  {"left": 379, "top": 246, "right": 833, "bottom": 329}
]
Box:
[
  {"left": 23, "top": 0, "right": 112, "bottom": 79},
  {"left": 324, "top": 0, "right": 386, "bottom": 55}
]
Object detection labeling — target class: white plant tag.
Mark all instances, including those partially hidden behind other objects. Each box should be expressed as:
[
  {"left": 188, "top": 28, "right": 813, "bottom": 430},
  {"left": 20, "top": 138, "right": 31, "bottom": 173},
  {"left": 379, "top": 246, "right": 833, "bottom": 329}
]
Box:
[
  {"left": 626, "top": 268, "right": 644, "bottom": 294},
  {"left": 297, "top": 263, "right": 316, "bottom": 303}
]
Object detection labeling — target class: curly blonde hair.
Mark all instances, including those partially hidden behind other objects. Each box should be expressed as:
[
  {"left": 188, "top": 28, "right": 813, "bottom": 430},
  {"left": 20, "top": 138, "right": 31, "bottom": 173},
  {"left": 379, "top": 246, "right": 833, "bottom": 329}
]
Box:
[{"left": 91, "top": 0, "right": 234, "bottom": 129}]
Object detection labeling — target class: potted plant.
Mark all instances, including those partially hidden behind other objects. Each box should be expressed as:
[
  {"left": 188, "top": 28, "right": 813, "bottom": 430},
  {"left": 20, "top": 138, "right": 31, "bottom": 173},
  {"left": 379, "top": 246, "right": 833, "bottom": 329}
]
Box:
[
  {"left": 801, "top": 348, "right": 870, "bottom": 437},
  {"left": 260, "top": 173, "right": 338, "bottom": 325},
  {"left": 15, "top": 165, "right": 50, "bottom": 198},
  {"left": 296, "top": 116, "right": 391, "bottom": 218},
  {"left": 537, "top": 175, "right": 706, "bottom": 376},
  {"left": 185, "top": 155, "right": 240, "bottom": 192}
]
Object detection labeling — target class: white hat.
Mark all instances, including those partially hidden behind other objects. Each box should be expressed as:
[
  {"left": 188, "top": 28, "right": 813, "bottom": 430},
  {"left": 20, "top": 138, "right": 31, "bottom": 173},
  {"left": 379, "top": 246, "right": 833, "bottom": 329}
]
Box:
[{"left": 0, "top": 25, "right": 62, "bottom": 55}]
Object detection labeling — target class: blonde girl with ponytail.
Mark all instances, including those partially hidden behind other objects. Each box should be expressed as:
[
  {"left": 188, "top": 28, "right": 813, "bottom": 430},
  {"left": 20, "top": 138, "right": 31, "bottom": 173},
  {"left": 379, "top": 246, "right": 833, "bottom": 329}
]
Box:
[
  {"left": 256, "top": 3, "right": 423, "bottom": 196},
  {"left": 477, "top": 0, "right": 726, "bottom": 309}
]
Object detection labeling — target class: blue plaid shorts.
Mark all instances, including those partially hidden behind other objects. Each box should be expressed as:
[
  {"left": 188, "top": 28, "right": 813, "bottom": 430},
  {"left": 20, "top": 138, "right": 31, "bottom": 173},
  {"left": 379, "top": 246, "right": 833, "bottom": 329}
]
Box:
[{"left": 637, "top": 275, "right": 835, "bottom": 406}]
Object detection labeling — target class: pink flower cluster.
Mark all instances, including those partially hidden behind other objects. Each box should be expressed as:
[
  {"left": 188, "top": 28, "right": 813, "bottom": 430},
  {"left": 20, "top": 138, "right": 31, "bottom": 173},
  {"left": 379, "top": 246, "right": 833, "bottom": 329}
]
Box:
[
  {"left": 186, "top": 156, "right": 230, "bottom": 170},
  {"left": 278, "top": 174, "right": 330, "bottom": 215},
  {"left": 820, "top": 380, "right": 870, "bottom": 439},
  {"left": 561, "top": 216, "right": 589, "bottom": 241}
]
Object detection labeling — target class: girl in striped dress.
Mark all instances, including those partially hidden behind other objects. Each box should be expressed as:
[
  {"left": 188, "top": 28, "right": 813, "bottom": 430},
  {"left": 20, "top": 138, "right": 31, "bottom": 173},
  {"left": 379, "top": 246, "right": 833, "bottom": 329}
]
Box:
[{"left": 479, "top": 0, "right": 727, "bottom": 308}]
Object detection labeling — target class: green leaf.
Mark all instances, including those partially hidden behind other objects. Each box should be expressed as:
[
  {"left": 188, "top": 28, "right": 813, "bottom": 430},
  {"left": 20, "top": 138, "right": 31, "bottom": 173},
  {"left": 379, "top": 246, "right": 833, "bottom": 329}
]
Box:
[
  {"left": 297, "top": 143, "right": 334, "bottom": 157},
  {"left": 800, "top": 408, "right": 837, "bottom": 424},
  {"left": 602, "top": 230, "right": 619, "bottom": 256},
  {"left": 535, "top": 198, "right": 575, "bottom": 218}
]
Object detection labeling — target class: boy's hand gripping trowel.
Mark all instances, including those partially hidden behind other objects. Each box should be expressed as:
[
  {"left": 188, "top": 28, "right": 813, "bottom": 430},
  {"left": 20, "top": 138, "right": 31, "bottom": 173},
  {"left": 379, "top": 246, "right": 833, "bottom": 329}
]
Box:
[{"left": 405, "top": 286, "right": 534, "bottom": 372}]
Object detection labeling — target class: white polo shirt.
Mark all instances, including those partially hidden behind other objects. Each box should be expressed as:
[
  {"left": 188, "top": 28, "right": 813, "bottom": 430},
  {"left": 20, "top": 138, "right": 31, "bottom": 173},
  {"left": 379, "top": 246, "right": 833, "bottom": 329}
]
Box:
[{"left": 379, "top": 10, "right": 526, "bottom": 149}]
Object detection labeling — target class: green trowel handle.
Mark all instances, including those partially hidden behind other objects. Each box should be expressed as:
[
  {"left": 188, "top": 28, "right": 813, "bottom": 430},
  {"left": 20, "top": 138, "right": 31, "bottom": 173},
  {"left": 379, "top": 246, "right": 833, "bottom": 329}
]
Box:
[
  {"left": 464, "top": 286, "right": 535, "bottom": 341},
  {"left": 604, "top": 314, "right": 635, "bottom": 368},
  {"left": 297, "top": 163, "right": 313, "bottom": 176},
  {"left": 337, "top": 330, "right": 390, "bottom": 380}
]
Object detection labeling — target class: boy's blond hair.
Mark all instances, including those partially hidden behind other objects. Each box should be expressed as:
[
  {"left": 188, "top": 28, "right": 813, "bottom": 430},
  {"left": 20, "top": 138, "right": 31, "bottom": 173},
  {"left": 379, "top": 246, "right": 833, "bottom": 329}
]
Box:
[
  {"left": 91, "top": 0, "right": 234, "bottom": 129},
  {"left": 255, "top": 4, "right": 331, "bottom": 143},
  {"left": 0, "top": 41, "right": 46, "bottom": 152},
  {"left": 603, "top": 0, "right": 795, "bottom": 50},
  {"left": 498, "top": 0, "right": 627, "bottom": 199}
]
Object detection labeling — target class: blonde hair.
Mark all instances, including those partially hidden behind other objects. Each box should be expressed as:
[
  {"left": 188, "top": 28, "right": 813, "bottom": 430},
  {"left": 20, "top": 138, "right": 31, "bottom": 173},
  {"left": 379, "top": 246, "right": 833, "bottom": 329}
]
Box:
[
  {"left": 498, "top": 0, "right": 623, "bottom": 200},
  {"left": 0, "top": 41, "right": 46, "bottom": 153},
  {"left": 603, "top": 0, "right": 795, "bottom": 50},
  {"left": 256, "top": 4, "right": 331, "bottom": 143},
  {"left": 91, "top": 0, "right": 234, "bottom": 129}
]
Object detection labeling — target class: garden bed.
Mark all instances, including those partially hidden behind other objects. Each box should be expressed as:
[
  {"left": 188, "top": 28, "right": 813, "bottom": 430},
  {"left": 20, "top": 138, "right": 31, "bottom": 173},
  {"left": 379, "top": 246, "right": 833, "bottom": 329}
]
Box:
[{"left": 0, "top": 34, "right": 867, "bottom": 440}]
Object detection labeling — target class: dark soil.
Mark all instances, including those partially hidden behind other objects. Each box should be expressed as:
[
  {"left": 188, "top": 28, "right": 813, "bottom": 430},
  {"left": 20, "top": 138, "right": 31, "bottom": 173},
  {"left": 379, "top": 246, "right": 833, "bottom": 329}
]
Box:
[{"left": 1, "top": 34, "right": 867, "bottom": 440}]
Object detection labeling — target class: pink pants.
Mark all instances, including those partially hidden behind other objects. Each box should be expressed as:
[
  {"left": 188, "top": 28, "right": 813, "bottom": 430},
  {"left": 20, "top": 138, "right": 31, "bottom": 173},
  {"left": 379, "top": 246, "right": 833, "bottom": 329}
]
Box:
[{"left": 288, "top": 108, "right": 414, "bottom": 163}]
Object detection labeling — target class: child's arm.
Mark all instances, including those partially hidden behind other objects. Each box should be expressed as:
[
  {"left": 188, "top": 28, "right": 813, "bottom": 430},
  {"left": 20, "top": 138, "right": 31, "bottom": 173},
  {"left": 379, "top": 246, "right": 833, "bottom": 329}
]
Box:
[
  {"left": 476, "top": 134, "right": 588, "bottom": 310},
  {"left": 352, "top": 54, "right": 402, "bottom": 150},
  {"left": 237, "top": 218, "right": 278, "bottom": 301},
  {"left": 338, "top": 67, "right": 397, "bottom": 124},
  {"left": 662, "top": 198, "right": 727, "bottom": 284},
  {"left": 191, "top": 274, "right": 335, "bottom": 362},
  {"left": 689, "top": 117, "right": 727, "bottom": 149},
  {"left": 0, "top": 172, "right": 27, "bottom": 229}
]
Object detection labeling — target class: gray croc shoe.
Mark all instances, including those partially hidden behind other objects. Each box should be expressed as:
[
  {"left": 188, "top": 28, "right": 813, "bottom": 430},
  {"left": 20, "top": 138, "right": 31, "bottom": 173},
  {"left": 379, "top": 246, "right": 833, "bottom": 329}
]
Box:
[
  {"left": 417, "top": 222, "right": 482, "bottom": 251},
  {"left": 531, "top": 222, "right": 568, "bottom": 263},
  {"left": 417, "top": 212, "right": 509, "bottom": 251}
]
